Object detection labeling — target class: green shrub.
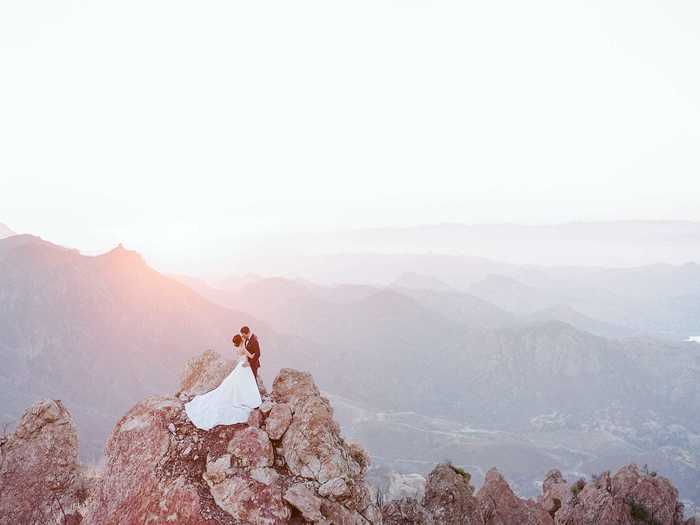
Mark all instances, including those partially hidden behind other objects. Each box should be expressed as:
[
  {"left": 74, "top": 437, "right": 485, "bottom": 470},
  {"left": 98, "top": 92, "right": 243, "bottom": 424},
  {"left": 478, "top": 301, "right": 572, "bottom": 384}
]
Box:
[
  {"left": 448, "top": 464, "right": 471, "bottom": 483},
  {"left": 626, "top": 497, "right": 661, "bottom": 525},
  {"left": 570, "top": 478, "right": 586, "bottom": 497}
]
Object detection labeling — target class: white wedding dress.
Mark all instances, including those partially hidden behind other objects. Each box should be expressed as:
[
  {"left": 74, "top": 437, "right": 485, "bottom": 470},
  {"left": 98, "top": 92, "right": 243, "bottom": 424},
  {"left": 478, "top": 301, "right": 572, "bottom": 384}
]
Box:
[{"left": 185, "top": 354, "right": 262, "bottom": 430}]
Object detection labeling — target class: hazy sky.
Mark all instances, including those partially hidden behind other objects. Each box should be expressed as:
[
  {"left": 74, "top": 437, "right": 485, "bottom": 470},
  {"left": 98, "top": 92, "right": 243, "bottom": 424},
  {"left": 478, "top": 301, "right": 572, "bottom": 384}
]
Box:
[{"left": 2, "top": 0, "right": 700, "bottom": 262}]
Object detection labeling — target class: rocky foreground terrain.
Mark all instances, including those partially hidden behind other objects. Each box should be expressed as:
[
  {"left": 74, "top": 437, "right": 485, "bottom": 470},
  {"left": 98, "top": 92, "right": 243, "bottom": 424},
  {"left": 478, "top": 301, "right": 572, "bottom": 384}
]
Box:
[{"left": 1, "top": 351, "right": 697, "bottom": 524}]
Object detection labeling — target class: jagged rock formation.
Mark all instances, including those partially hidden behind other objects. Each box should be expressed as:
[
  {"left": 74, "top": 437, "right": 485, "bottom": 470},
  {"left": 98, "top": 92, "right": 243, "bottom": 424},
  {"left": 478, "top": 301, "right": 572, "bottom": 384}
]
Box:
[
  {"left": 0, "top": 400, "right": 94, "bottom": 525},
  {"left": 1, "top": 351, "right": 697, "bottom": 524},
  {"left": 84, "top": 356, "right": 381, "bottom": 524},
  {"left": 383, "top": 463, "right": 692, "bottom": 525},
  {"left": 177, "top": 350, "right": 236, "bottom": 398},
  {"left": 551, "top": 465, "right": 686, "bottom": 525},
  {"left": 477, "top": 468, "right": 552, "bottom": 525}
]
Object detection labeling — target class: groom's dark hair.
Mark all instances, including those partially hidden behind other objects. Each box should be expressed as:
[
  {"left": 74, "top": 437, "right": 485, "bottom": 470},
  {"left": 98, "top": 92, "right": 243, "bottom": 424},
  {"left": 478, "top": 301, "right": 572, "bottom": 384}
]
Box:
[{"left": 240, "top": 326, "right": 251, "bottom": 335}]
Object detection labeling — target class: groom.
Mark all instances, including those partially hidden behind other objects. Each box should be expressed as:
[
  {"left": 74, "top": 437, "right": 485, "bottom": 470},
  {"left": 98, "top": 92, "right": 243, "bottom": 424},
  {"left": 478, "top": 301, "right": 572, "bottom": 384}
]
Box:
[{"left": 240, "top": 325, "right": 261, "bottom": 384}]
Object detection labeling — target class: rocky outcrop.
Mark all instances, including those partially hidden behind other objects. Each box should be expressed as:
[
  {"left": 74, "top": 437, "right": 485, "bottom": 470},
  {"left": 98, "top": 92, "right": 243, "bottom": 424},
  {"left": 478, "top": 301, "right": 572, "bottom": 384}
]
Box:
[
  {"left": 0, "top": 399, "right": 91, "bottom": 525},
  {"left": 2, "top": 351, "right": 695, "bottom": 525},
  {"left": 553, "top": 465, "right": 686, "bottom": 525},
  {"left": 83, "top": 355, "right": 381, "bottom": 524},
  {"left": 476, "top": 468, "right": 552, "bottom": 525},
  {"left": 177, "top": 349, "right": 236, "bottom": 399},
  {"left": 538, "top": 469, "right": 571, "bottom": 518},
  {"left": 382, "top": 498, "right": 435, "bottom": 525},
  {"left": 382, "top": 463, "right": 690, "bottom": 525}
]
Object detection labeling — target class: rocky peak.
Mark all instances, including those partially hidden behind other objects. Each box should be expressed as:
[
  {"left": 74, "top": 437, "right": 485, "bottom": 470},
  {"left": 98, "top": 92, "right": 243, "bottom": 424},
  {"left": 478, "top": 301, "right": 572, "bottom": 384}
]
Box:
[
  {"left": 383, "top": 462, "right": 692, "bottom": 525},
  {"left": 177, "top": 350, "right": 236, "bottom": 398},
  {"left": 476, "top": 468, "right": 552, "bottom": 525},
  {"left": 0, "top": 399, "right": 92, "bottom": 525},
  {"left": 96, "top": 243, "right": 146, "bottom": 268},
  {"left": 84, "top": 353, "right": 382, "bottom": 524}
]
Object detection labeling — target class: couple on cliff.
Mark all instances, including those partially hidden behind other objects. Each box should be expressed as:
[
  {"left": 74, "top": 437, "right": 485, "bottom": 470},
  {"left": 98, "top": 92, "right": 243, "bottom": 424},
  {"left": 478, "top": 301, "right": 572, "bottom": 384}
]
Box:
[{"left": 184, "top": 325, "right": 263, "bottom": 430}]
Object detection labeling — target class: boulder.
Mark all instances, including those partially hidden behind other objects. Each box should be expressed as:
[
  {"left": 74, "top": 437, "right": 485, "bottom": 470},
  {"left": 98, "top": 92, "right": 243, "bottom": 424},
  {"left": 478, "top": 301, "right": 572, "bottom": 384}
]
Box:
[
  {"left": 206, "top": 475, "right": 290, "bottom": 524},
  {"left": 319, "top": 476, "right": 350, "bottom": 498},
  {"left": 284, "top": 482, "right": 326, "bottom": 522},
  {"left": 271, "top": 368, "right": 320, "bottom": 408},
  {"left": 0, "top": 399, "right": 85, "bottom": 525},
  {"left": 177, "top": 350, "right": 235, "bottom": 399},
  {"left": 227, "top": 426, "right": 274, "bottom": 468},
  {"left": 266, "top": 402, "right": 292, "bottom": 440}
]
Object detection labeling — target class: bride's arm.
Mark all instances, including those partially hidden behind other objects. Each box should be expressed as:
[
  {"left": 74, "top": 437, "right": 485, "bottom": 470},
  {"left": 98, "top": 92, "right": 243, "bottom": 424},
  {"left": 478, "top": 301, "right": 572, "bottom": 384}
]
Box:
[{"left": 237, "top": 346, "right": 252, "bottom": 366}]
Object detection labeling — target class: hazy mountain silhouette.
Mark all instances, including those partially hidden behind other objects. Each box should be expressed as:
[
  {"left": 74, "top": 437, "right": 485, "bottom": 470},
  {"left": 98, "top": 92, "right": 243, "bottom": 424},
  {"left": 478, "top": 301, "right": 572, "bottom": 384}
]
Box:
[
  {"left": 213, "top": 222, "right": 700, "bottom": 276},
  {"left": 0, "top": 236, "right": 321, "bottom": 461},
  {"left": 219, "top": 254, "right": 700, "bottom": 339}
]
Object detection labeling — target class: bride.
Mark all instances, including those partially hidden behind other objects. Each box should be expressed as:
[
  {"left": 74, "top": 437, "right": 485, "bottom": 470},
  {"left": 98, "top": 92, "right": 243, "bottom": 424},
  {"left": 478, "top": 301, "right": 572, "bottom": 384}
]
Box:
[{"left": 185, "top": 334, "right": 262, "bottom": 430}]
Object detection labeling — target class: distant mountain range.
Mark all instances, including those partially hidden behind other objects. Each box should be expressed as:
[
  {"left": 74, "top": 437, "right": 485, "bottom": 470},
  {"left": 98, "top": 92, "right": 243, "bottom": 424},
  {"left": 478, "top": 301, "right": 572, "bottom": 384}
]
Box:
[
  {"left": 212, "top": 256, "right": 700, "bottom": 340},
  {"left": 4, "top": 231, "right": 700, "bottom": 511},
  {"left": 211, "top": 221, "right": 700, "bottom": 275}
]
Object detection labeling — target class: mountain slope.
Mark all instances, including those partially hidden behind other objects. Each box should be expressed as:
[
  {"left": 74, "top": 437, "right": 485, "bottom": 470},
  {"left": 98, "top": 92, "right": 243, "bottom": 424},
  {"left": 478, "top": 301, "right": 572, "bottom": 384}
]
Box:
[{"left": 0, "top": 236, "right": 320, "bottom": 460}]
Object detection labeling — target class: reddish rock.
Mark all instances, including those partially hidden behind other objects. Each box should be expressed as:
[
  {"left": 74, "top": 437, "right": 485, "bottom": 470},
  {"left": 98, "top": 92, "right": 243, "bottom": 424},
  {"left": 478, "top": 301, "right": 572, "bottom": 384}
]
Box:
[
  {"left": 319, "top": 476, "right": 350, "bottom": 498},
  {"left": 554, "top": 477, "right": 631, "bottom": 525},
  {"left": 260, "top": 400, "right": 274, "bottom": 415},
  {"left": 539, "top": 469, "right": 570, "bottom": 517},
  {"left": 423, "top": 464, "right": 484, "bottom": 525},
  {"left": 84, "top": 396, "right": 215, "bottom": 524},
  {"left": 0, "top": 399, "right": 84, "bottom": 525},
  {"left": 227, "top": 426, "right": 274, "bottom": 468},
  {"left": 284, "top": 482, "right": 326, "bottom": 522},
  {"left": 266, "top": 402, "right": 292, "bottom": 440},
  {"left": 271, "top": 368, "right": 320, "bottom": 408},
  {"left": 281, "top": 394, "right": 360, "bottom": 484},
  {"left": 206, "top": 475, "right": 290, "bottom": 524},
  {"left": 177, "top": 350, "right": 235, "bottom": 399},
  {"left": 476, "top": 468, "right": 553, "bottom": 525},
  {"left": 612, "top": 465, "right": 685, "bottom": 525},
  {"left": 553, "top": 465, "right": 685, "bottom": 525},
  {"left": 272, "top": 368, "right": 381, "bottom": 523},
  {"left": 382, "top": 498, "right": 435, "bottom": 525},
  {"left": 247, "top": 408, "right": 264, "bottom": 428}
]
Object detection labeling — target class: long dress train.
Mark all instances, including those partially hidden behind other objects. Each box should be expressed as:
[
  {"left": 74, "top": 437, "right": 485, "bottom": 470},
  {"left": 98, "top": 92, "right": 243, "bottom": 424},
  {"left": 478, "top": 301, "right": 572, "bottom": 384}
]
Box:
[{"left": 185, "top": 356, "right": 262, "bottom": 430}]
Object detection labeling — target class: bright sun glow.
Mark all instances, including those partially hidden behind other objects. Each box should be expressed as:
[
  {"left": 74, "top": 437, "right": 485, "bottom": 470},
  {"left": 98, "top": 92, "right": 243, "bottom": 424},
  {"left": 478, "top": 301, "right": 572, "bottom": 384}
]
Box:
[{"left": 2, "top": 1, "right": 700, "bottom": 269}]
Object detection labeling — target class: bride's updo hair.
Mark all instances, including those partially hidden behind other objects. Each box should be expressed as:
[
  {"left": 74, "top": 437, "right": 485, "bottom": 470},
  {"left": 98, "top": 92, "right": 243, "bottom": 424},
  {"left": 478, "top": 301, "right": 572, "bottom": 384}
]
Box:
[{"left": 232, "top": 334, "right": 243, "bottom": 347}]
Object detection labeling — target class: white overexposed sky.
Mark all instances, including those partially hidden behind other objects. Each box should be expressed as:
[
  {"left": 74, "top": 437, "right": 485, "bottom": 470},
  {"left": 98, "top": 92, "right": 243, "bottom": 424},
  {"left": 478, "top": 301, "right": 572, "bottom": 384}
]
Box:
[{"left": 1, "top": 0, "right": 700, "bottom": 266}]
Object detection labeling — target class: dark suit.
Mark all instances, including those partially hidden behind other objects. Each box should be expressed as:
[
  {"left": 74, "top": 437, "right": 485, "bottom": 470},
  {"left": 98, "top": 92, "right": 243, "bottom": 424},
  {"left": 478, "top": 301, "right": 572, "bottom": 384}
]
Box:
[{"left": 245, "top": 334, "right": 261, "bottom": 380}]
